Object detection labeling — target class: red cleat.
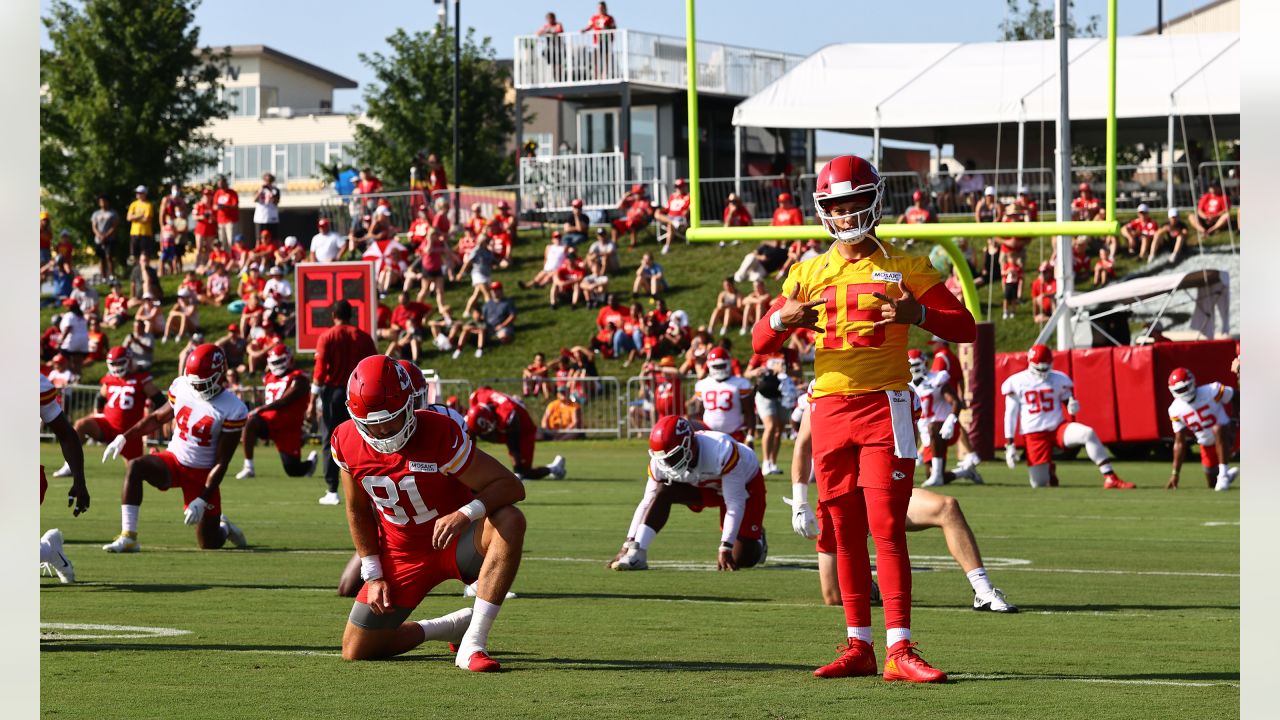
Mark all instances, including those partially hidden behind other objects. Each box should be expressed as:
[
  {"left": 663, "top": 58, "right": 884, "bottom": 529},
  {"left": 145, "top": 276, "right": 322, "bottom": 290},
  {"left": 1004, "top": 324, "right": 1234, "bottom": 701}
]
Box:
[
  {"left": 1103, "top": 473, "right": 1136, "bottom": 489},
  {"left": 447, "top": 642, "right": 459, "bottom": 653},
  {"left": 462, "top": 650, "right": 501, "bottom": 672},
  {"left": 882, "top": 641, "right": 947, "bottom": 683},
  {"left": 814, "top": 639, "right": 877, "bottom": 678}
]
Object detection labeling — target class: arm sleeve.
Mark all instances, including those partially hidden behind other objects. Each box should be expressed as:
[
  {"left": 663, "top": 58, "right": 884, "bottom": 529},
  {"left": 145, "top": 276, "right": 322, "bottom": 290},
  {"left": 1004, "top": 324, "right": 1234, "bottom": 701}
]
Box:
[
  {"left": 718, "top": 461, "right": 753, "bottom": 545},
  {"left": 312, "top": 333, "right": 328, "bottom": 387},
  {"left": 1003, "top": 391, "right": 1020, "bottom": 440},
  {"left": 917, "top": 283, "right": 976, "bottom": 344},
  {"left": 626, "top": 476, "right": 663, "bottom": 539}
]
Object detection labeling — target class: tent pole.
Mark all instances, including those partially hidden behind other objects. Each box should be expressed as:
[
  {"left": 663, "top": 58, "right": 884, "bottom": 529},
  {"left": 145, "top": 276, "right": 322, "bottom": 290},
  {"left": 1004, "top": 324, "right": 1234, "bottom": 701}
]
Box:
[
  {"left": 1016, "top": 103, "right": 1026, "bottom": 191},
  {"left": 734, "top": 125, "right": 742, "bottom": 196},
  {"left": 1166, "top": 110, "right": 1175, "bottom": 209},
  {"left": 1053, "top": 0, "right": 1075, "bottom": 351}
]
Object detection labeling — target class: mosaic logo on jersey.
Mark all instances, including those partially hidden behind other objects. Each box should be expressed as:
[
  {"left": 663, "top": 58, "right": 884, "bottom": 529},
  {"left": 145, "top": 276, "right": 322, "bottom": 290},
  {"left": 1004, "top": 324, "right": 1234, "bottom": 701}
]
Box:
[
  {"left": 872, "top": 271, "right": 903, "bottom": 283},
  {"left": 409, "top": 462, "right": 438, "bottom": 473}
]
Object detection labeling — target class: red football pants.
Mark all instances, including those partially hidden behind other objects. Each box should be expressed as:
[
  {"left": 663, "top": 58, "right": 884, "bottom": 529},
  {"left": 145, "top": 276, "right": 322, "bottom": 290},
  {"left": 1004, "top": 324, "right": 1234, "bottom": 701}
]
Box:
[{"left": 825, "top": 487, "right": 913, "bottom": 630}]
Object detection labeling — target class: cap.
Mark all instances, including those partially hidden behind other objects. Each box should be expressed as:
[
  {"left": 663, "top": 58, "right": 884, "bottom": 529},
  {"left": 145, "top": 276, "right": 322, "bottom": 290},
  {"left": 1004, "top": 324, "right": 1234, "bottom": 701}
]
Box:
[
  {"left": 375, "top": 206, "right": 392, "bottom": 216},
  {"left": 108, "top": 277, "right": 120, "bottom": 286},
  {"left": 675, "top": 178, "right": 687, "bottom": 187},
  {"left": 135, "top": 185, "right": 147, "bottom": 193},
  {"left": 571, "top": 198, "right": 584, "bottom": 208},
  {"left": 234, "top": 234, "right": 244, "bottom": 243},
  {"left": 658, "top": 356, "right": 676, "bottom": 367},
  {"left": 72, "top": 276, "right": 86, "bottom": 288},
  {"left": 318, "top": 217, "right": 331, "bottom": 227},
  {"left": 911, "top": 190, "right": 924, "bottom": 202},
  {"left": 202, "top": 187, "right": 214, "bottom": 196},
  {"left": 983, "top": 186, "right": 996, "bottom": 196},
  {"left": 1137, "top": 203, "right": 1150, "bottom": 213},
  {"left": 631, "top": 183, "right": 645, "bottom": 194},
  {"left": 1168, "top": 207, "right": 1179, "bottom": 218},
  {"left": 596, "top": 227, "right": 606, "bottom": 235},
  {"left": 60, "top": 229, "right": 71, "bottom": 237},
  {"left": 39, "top": 211, "right": 49, "bottom": 220},
  {"left": 227, "top": 322, "right": 239, "bottom": 332},
  {"left": 497, "top": 200, "right": 511, "bottom": 210},
  {"left": 268, "top": 265, "right": 283, "bottom": 275},
  {"left": 377, "top": 198, "right": 391, "bottom": 207},
  {"left": 551, "top": 230, "right": 561, "bottom": 238},
  {"left": 489, "top": 280, "right": 503, "bottom": 291},
  {"left": 778, "top": 192, "right": 792, "bottom": 202},
  {"left": 284, "top": 236, "right": 298, "bottom": 246},
  {"left": 52, "top": 353, "right": 66, "bottom": 364},
  {"left": 259, "top": 228, "right": 272, "bottom": 238},
  {"left": 1018, "top": 185, "right": 1030, "bottom": 194},
  {"left": 61, "top": 297, "right": 78, "bottom": 307},
  {"left": 1078, "top": 182, "right": 1091, "bottom": 192},
  {"left": 142, "top": 292, "right": 154, "bottom": 300}
]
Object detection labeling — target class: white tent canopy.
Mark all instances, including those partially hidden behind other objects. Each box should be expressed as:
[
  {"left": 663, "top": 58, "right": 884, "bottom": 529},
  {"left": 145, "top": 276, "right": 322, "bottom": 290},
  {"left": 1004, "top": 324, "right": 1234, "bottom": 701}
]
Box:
[{"left": 732, "top": 33, "right": 1239, "bottom": 132}]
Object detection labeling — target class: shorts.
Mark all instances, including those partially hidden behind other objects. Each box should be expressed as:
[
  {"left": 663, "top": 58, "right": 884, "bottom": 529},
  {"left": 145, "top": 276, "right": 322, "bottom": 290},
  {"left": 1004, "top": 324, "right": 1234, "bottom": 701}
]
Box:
[
  {"left": 471, "top": 273, "right": 491, "bottom": 287},
  {"left": 423, "top": 267, "right": 445, "bottom": 278},
  {"left": 1023, "top": 424, "right": 1069, "bottom": 466},
  {"left": 257, "top": 409, "right": 303, "bottom": 458},
  {"left": 1199, "top": 442, "right": 1220, "bottom": 468},
  {"left": 1003, "top": 282, "right": 1019, "bottom": 302},
  {"left": 90, "top": 414, "right": 143, "bottom": 460},
  {"left": 755, "top": 394, "right": 785, "bottom": 419},
  {"left": 130, "top": 234, "right": 156, "bottom": 258},
  {"left": 160, "top": 244, "right": 177, "bottom": 261},
  {"left": 810, "top": 392, "right": 917, "bottom": 500},
  {"left": 689, "top": 472, "right": 767, "bottom": 542},
  {"left": 93, "top": 240, "right": 112, "bottom": 259},
  {"left": 612, "top": 217, "right": 650, "bottom": 234},
  {"left": 350, "top": 524, "right": 480, "bottom": 628},
  {"left": 153, "top": 450, "right": 220, "bottom": 512}
]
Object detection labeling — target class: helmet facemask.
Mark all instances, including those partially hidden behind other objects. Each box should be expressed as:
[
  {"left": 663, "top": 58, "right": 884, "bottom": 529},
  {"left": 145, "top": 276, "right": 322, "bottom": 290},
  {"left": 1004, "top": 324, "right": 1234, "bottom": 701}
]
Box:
[
  {"left": 187, "top": 370, "right": 224, "bottom": 401},
  {"left": 1169, "top": 375, "right": 1197, "bottom": 404},
  {"left": 267, "top": 354, "right": 290, "bottom": 377},
  {"left": 107, "top": 356, "right": 130, "bottom": 378},
  {"left": 1029, "top": 362, "right": 1052, "bottom": 380},
  {"left": 814, "top": 180, "right": 884, "bottom": 244},
  {"left": 708, "top": 359, "right": 731, "bottom": 382},
  {"left": 908, "top": 357, "right": 928, "bottom": 382},
  {"left": 649, "top": 434, "right": 695, "bottom": 484},
  {"left": 353, "top": 397, "right": 417, "bottom": 454}
]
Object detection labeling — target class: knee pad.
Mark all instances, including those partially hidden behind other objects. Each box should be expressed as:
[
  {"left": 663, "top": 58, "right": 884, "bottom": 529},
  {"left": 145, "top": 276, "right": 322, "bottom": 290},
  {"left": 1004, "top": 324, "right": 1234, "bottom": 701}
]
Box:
[{"left": 1028, "top": 464, "right": 1052, "bottom": 488}]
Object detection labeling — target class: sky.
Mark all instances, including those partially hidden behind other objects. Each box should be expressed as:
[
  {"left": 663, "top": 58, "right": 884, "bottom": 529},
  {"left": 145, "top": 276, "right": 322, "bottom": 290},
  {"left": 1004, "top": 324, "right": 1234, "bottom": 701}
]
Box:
[{"left": 40, "top": 0, "right": 1210, "bottom": 155}]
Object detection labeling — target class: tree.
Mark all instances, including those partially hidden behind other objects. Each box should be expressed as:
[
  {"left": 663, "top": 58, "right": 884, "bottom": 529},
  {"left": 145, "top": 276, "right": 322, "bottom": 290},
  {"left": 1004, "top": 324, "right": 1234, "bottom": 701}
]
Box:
[
  {"left": 999, "top": 0, "right": 1100, "bottom": 41},
  {"left": 352, "top": 27, "right": 518, "bottom": 189},
  {"left": 41, "top": 0, "right": 229, "bottom": 264}
]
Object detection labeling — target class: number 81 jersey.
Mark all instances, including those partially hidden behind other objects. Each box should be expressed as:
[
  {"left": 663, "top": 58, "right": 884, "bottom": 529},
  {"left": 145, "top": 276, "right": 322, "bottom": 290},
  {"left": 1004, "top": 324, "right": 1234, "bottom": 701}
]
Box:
[
  {"left": 166, "top": 377, "right": 248, "bottom": 469},
  {"left": 331, "top": 409, "right": 476, "bottom": 548}
]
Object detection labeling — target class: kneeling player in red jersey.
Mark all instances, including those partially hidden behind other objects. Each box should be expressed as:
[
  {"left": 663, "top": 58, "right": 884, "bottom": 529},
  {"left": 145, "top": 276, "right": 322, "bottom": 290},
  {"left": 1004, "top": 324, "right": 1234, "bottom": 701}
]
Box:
[
  {"left": 608, "top": 416, "right": 768, "bottom": 571},
  {"left": 334, "top": 356, "right": 526, "bottom": 672},
  {"left": 235, "top": 344, "right": 318, "bottom": 479},
  {"left": 1166, "top": 367, "right": 1239, "bottom": 491},
  {"left": 465, "top": 386, "right": 565, "bottom": 481},
  {"left": 51, "top": 347, "right": 164, "bottom": 478}
]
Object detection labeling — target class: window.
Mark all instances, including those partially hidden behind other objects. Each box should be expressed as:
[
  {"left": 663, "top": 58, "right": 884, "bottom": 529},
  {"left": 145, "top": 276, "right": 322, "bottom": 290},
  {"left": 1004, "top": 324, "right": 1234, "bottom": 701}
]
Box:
[
  {"left": 222, "top": 87, "right": 259, "bottom": 118},
  {"left": 577, "top": 109, "right": 617, "bottom": 154}
]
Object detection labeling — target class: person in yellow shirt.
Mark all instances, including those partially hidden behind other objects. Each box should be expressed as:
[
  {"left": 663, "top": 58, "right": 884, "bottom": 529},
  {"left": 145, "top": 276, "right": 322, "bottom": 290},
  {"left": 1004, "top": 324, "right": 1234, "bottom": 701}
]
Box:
[
  {"left": 752, "top": 155, "right": 975, "bottom": 684},
  {"left": 127, "top": 185, "right": 156, "bottom": 259},
  {"left": 539, "top": 387, "right": 583, "bottom": 440}
]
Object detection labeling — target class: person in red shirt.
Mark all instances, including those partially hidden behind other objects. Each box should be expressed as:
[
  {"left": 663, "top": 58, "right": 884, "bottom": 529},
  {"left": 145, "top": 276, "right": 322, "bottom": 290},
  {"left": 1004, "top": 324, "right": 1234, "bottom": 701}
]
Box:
[
  {"left": 1070, "top": 182, "right": 1103, "bottom": 221},
  {"left": 723, "top": 193, "right": 753, "bottom": 228},
  {"left": 1030, "top": 261, "right": 1057, "bottom": 325},
  {"left": 771, "top": 192, "right": 804, "bottom": 226},
  {"left": 235, "top": 344, "right": 317, "bottom": 479},
  {"left": 407, "top": 206, "right": 432, "bottom": 249},
  {"left": 611, "top": 185, "right": 652, "bottom": 249},
  {"left": 1189, "top": 182, "right": 1233, "bottom": 237},
  {"left": 239, "top": 266, "right": 266, "bottom": 302},
  {"left": 102, "top": 280, "right": 130, "bottom": 329},
  {"left": 466, "top": 203, "right": 488, "bottom": 238},
  {"left": 537, "top": 11, "right": 564, "bottom": 35},
  {"left": 386, "top": 292, "right": 433, "bottom": 339},
  {"left": 354, "top": 168, "right": 383, "bottom": 212},
  {"left": 551, "top": 246, "right": 587, "bottom": 308},
  {"left": 1092, "top": 246, "right": 1116, "bottom": 287},
  {"left": 250, "top": 230, "right": 278, "bottom": 271},
  {"left": 311, "top": 299, "right": 379, "bottom": 504},
  {"left": 426, "top": 153, "right": 448, "bottom": 195},
  {"left": 1000, "top": 257, "right": 1023, "bottom": 320},
  {"left": 1015, "top": 186, "right": 1039, "bottom": 221},
  {"left": 896, "top": 190, "right": 936, "bottom": 225},
  {"left": 213, "top": 176, "right": 240, "bottom": 250},
  {"left": 466, "top": 387, "right": 565, "bottom": 481},
  {"left": 193, "top": 187, "right": 217, "bottom": 271},
  {"left": 997, "top": 204, "right": 1030, "bottom": 267},
  {"left": 653, "top": 178, "right": 691, "bottom": 254},
  {"left": 581, "top": 1, "right": 617, "bottom": 78},
  {"left": 523, "top": 351, "right": 551, "bottom": 398},
  {"left": 486, "top": 214, "right": 514, "bottom": 269},
  {"left": 1121, "top": 203, "right": 1159, "bottom": 257}
]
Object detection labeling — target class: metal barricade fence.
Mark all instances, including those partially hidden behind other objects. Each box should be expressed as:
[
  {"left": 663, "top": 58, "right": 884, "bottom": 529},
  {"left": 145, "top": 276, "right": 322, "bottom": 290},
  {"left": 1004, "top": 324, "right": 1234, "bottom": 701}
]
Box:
[
  {"left": 318, "top": 187, "right": 521, "bottom": 238},
  {"left": 469, "top": 376, "right": 623, "bottom": 438},
  {"left": 427, "top": 377, "right": 475, "bottom": 407},
  {"left": 1071, "top": 164, "right": 1197, "bottom": 211},
  {"left": 930, "top": 167, "right": 1054, "bottom": 217},
  {"left": 520, "top": 152, "right": 625, "bottom": 212},
  {"left": 694, "top": 175, "right": 796, "bottom": 225},
  {"left": 1197, "top": 161, "right": 1240, "bottom": 206}
]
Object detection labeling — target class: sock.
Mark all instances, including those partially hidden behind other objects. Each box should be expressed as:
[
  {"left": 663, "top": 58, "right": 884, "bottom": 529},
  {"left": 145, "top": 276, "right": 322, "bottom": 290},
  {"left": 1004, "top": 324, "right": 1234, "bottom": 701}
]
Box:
[
  {"left": 846, "top": 626, "right": 872, "bottom": 644},
  {"left": 122, "top": 505, "right": 140, "bottom": 534},
  {"left": 1098, "top": 461, "right": 1114, "bottom": 476},
  {"left": 1218, "top": 463, "right": 1229, "bottom": 478},
  {"left": 417, "top": 607, "right": 472, "bottom": 642},
  {"left": 966, "top": 567, "right": 994, "bottom": 596},
  {"left": 635, "top": 524, "right": 658, "bottom": 550},
  {"left": 886, "top": 627, "right": 912, "bottom": 649},
  {"left": 930, "top": 457, "right": 944, "bottom": 484},
  {"left": 456, "top": 598, "right": 500, "bottom": 661},
  {"left": 243, "top": 459, "right": 255, "bottom": 471}
]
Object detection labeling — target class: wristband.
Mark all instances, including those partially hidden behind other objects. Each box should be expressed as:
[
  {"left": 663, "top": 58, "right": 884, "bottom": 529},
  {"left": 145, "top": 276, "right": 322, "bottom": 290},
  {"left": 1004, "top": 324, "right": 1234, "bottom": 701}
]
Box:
[
  {"left": 310, "top": 383, "right": 322, "bottom": 396},
  {"left": 458, "top": 499, "right": 487, "bottom": 522},
  {"left": 916, "top": 304, "right": 927, "bottom": 327},
  {"left": 769, "top": 312, "right": 786, "bottom": 332},
  {"left": 719, "top": 541, "right": 734, "bottom": 551},
  {"left": 359, "top": 555, "right": 383, "bottom": 581}
]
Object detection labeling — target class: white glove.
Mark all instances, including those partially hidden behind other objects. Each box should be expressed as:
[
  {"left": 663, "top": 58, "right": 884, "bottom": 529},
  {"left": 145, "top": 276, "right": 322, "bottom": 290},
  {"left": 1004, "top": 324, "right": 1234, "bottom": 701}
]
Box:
[
  {"left": 940, "top": 414, "right": 958, "bottom": 440},
  {"left": 916, "top": 418, "right": 931, "bottom": 445},
  {"left": 183, "top": 497, "right": 210, "bottom": 526},
  {"left": 1005, "top": 444, "right": 1018, "bottom": 469},
  {"left": 782, "top": 496, "right": 819, "bottom": 539},
  {"left": 102, "top": 435, "right": 127, "bottom": 463},
  {"left": 1066, "top": 397, "right": 1080, "bottom": 415}
]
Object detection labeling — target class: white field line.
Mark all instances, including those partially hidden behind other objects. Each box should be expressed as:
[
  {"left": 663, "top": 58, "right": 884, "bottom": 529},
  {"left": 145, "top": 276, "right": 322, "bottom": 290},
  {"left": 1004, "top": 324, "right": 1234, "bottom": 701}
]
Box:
[
  {"left": 950, "top": 673, "right": 1237, "bottom": 688},
  {"left": 1203, "top": 521, "right": 1240, "bottom": 527},
  {"left": 40, "top": 623, "right": 192, "bottom": 640}
]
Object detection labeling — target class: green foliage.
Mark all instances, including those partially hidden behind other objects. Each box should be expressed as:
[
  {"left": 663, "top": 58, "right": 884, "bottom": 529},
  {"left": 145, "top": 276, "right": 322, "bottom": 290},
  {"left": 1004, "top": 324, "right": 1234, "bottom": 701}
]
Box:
[
  {"left": 352, "top": 27, "right": 518, "bottom": 188},
  {"left": 40, "top": 0, "right": 230, "bottom": 264},
  {"left": 1000, "top": 0, "right": 1101, "bottom": 40},
  {"left": 1071, "top": 144, "right": 1153, "bottom": 180}
]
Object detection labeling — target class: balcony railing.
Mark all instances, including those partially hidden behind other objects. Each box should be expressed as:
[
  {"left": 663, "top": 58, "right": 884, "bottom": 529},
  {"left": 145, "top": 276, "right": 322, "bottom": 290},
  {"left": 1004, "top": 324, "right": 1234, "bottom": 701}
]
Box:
[{"left": 513, "top": 29, "right": 803, "bottom": 97}]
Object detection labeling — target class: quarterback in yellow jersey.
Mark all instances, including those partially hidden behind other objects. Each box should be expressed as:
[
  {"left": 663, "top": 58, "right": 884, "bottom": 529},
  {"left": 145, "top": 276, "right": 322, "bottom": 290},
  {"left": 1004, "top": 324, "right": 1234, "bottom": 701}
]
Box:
[{"left": 753, "top": 155, "right": 975, "bottom": 683}]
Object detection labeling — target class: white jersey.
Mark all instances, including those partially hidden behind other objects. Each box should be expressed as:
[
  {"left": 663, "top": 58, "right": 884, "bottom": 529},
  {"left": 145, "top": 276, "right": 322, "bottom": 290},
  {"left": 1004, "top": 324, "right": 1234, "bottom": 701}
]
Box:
[
  {"left": 165, "top": 377, "right": 248, "bottom": 469},
  {"left": 1168, "top": 382, "right": 1234, "bottom": 446},
  {"left": 631, "top": 431, "right": 761, "bottom": 545},
  {"left": 694, "top": 375, "right": 753, "bottom": 435},
  {"left": 911, "top": 370, "right": 953, "bottom": 422},
  {"left": 40, "top": 374, "right": 63, "bottom": 424},
  {"left": 1002, "top": 368, "right": 1074, "bottom": 434}
]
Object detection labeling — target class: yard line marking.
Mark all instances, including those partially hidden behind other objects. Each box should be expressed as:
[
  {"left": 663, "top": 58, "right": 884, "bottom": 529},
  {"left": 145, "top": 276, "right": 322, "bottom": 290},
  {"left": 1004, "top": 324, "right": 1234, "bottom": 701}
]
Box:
[
  {"left": 1002, "top": 567, "right": 1238, "bottom": 578},
  {"left": 209, "top": 649, "right": 342, "bottom": 658},
  {"left": 40, "top": 623, "right": 192, "bottom": 640},
  {"left": 1203, "top": 521, "right": 1239, "bottom": 527},
  {"left": 951, "top": 673, "right": 1238, "bottom": 688}
]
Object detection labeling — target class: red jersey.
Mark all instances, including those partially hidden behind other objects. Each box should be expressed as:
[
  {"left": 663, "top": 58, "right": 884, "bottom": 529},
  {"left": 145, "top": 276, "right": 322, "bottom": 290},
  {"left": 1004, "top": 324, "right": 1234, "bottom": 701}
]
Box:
[
  {"left": 1031, "top": 277, "right": 1057, "bottom": 312},
  {"left": 466, "top": 215, "right": 487, "bottom": 237},
  {"left": 1125, "top": 217, "right": 1158, "bottom": 238},
  {"left": 1071, "top": 196, "right": 1101, "bottom": 221},
  {"left": 724, "top": 205, "right": 752, "bottom": 227},
  {"left": 771, "top": 207, "right": 804, "bottom": 226},
  {"left": 1019, "top": 198, "right": 1039, "bottom": 221},
  {"left": 262, "top": 368, "right": 309, "bottom": 430},
  {"left": 490, "top": 232, "right": 512, "bottom": 261},
  {"left": 104, "top": 292, "right": 128, "bottom": 317},
  {"left": 1197, "top": 192, "right": 1230, "bottom": 218},
  {"left": 391, "top": 301, "right": 433, "bottom": 329},
  {"left": 1001, "top": 261, "right": 1023, "bottom": 286},
  {"left": 409, "top": 218, "right": 431, "bottom": 245},
  {"left": 213, "top": 189, "right": 239, "bottom": 224},
  {"left": 101, "top": 371, "right": 152, "bottom": 430},
  {"left": 588, "top": 12, "right": 616, "bottom": 36},
  {"left": 556, "top": 258, "right": 586, "bottom": 284},
  {"left": 653, "top": 373, "right": 684, "bottom": 418},
  {"left": 469, "top": 387, "right": 525, "bottom": 424},
  {"left": 665, "top": 192, "right": 690, "bottom": 217},
  {"left": 903, "top": 207, "right": 935, "bottom": 224},
  {"left": 356, "top": 177, "right": 384, "bottom": 196},
  {"left": 193, "top": 199, "right": 216, "bottom": 236},
  {"left": 596, "top": 304, "right": 631, "bottom": 331},
  {"left": 330, "top": 409, "right": 475, "bottom": 549}
]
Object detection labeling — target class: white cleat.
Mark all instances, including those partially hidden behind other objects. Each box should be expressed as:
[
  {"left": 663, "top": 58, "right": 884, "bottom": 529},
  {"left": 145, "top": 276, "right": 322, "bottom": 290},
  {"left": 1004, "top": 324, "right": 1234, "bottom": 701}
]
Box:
[
  {"left": 41, "top": 529, "right": 75, "bottom": 583},
  {"left": 953, "top": 466, "right": 984, "bottom": 485},
  {"left": 318, "top": 491, "right": 341, "bottom": 506},
  {"left": 611, "top": 542, "right": 648, "bottom": 571},
  {"left": 304, "top": 450, "right": 319, "bottom": 477},
  {"left": 921, "top": 475, "right": 945, "bottom": 488},
  {"left": 462, "top": 582, "right": 517, "bottom": 599},
  {"left": 974, "top": 587, "right": 1019, "bottom": 613},
  {"left": 548, "top": 455, "right": 566, "bottom": 480},
  {"left": 220, "top": 515, "right": 247, "bottom": 548},
  {"left": 235, "top": 466, "right": 255, "bottom": 480},
  {"left": 1214, "top": 469, "right": 1238, "bottom": 492},
  {"left": 474, "top": 349, "right": 484, "bottom": 359},
  {"left": 51, "top": 462, "right": 73, "bottom": 478},
  {"left": 102, "top": 533, "right": 140, "bottom": 554}
]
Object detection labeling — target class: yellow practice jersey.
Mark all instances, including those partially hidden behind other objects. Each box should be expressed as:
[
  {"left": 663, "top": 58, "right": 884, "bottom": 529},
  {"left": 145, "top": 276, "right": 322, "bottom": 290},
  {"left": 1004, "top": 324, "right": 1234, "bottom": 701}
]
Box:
[{"left": 781, "top": 247, "right": 942, "bottom": 398}]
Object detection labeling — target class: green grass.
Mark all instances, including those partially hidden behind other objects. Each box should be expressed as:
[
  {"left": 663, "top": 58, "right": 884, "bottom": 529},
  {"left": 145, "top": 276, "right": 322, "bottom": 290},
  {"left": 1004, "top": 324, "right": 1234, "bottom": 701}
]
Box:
[
  {"left": 41, "top": 440, "right": 1238, "bottom": 719},
  {"left": 47, "top": 216, "right": 1240, "bottom": 389}
]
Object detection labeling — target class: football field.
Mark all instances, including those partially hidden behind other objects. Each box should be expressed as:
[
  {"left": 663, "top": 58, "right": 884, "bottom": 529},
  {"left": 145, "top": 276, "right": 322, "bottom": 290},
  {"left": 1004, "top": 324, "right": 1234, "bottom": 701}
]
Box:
[{"left": 39, "top": 440, "right": 1239, "bottom": 719}]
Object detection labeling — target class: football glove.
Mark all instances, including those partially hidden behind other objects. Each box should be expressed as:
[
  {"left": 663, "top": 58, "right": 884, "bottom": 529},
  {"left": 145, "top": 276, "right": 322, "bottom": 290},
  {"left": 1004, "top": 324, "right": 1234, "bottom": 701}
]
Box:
[
  {"left": 183, "top": 497, "right": 210, "bottom": 526},
  {"left": 1066, "top": 397, "right": 1080, "bottom": 415},
  {"left": 102, "top": 435, "right": 127, "bottom": 463},
  {"left": 1005, "top": 443, "right": 1018, "bottom": 469},
  {"left": 782, "top": 496, "right": 819, "bottom": 539},
  {"left": 940, "top": 414, "right": 958, "bottom": 440},
  {"left": 917, "top": 418, "right": 931, "bottom": 446}
]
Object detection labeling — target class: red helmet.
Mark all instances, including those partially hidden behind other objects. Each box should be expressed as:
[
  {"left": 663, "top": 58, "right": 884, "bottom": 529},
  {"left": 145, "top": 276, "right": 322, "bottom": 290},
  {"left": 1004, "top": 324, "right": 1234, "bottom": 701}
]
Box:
[
  {"left": 813, "top": 155, "right": 883, "bottom": 244},
  {"left": 912, "top": 190, "right": 925, "bottom": 203},
  {"left": 267, "top": 343, "right": 292, "bottom": 376},
  {"left": 397, "top": 360, "right": 428, "bottom": 410},
  {"left": 184, "top": 344, "right": 227, "bottom": 400},
  {"left": 465, "top": 404, "right": 497, "bottom": 436},
  {"left": 1167, "top": 367, "right": 1197, "bottom": 403},
  {"left": 648, "top": 415, "right": 699, "bottom": 483},
  {"left": 346, "top": 355, "right": 417, "bottom": 454},
  {"left": 706, "top": 346, "right": 731, "bottom": 381},
  {"left": 571, "top": 198, "right": 584, "bottom": 208},
  {"left": 907, "top": 348, "right": 927, "bottom": 380},
  {"left": 106, "top": 346, "right": 132, "bottom": 378},
  {"left": 1027, "top": 344, "right": 1053, "bottom": 378}
]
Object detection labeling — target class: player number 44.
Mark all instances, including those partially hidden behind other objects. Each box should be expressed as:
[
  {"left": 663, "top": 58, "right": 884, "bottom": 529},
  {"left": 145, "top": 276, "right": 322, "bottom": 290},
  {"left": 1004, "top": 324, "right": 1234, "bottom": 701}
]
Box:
[
  {"left": 361, "top": 475, "right": 440, "bottom": 527},
  {"left": 173, "top": 406, "right": 214, "bottom": 446}
]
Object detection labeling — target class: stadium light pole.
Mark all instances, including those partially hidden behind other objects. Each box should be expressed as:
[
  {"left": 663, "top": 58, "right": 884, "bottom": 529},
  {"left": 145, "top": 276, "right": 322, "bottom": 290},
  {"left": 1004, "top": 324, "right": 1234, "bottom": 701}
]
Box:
[{"left": 685, "top": 0, "right": 701, "bottom": 231}]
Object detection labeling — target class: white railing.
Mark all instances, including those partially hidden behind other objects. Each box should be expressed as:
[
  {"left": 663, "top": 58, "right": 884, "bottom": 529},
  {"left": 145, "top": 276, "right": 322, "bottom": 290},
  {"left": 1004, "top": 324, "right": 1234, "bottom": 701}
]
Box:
[
  {"left": 318, "top": 186, "right": 522, "bottom": 237},
  {"left": 470, "top": 377, "right": 625, "bottom": 437},
  {"left": 520, "top": 152, "right": 626, "bottom": 212},
  {"left": 514, "top": 29, "right": 803, "bottom": 97}
]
